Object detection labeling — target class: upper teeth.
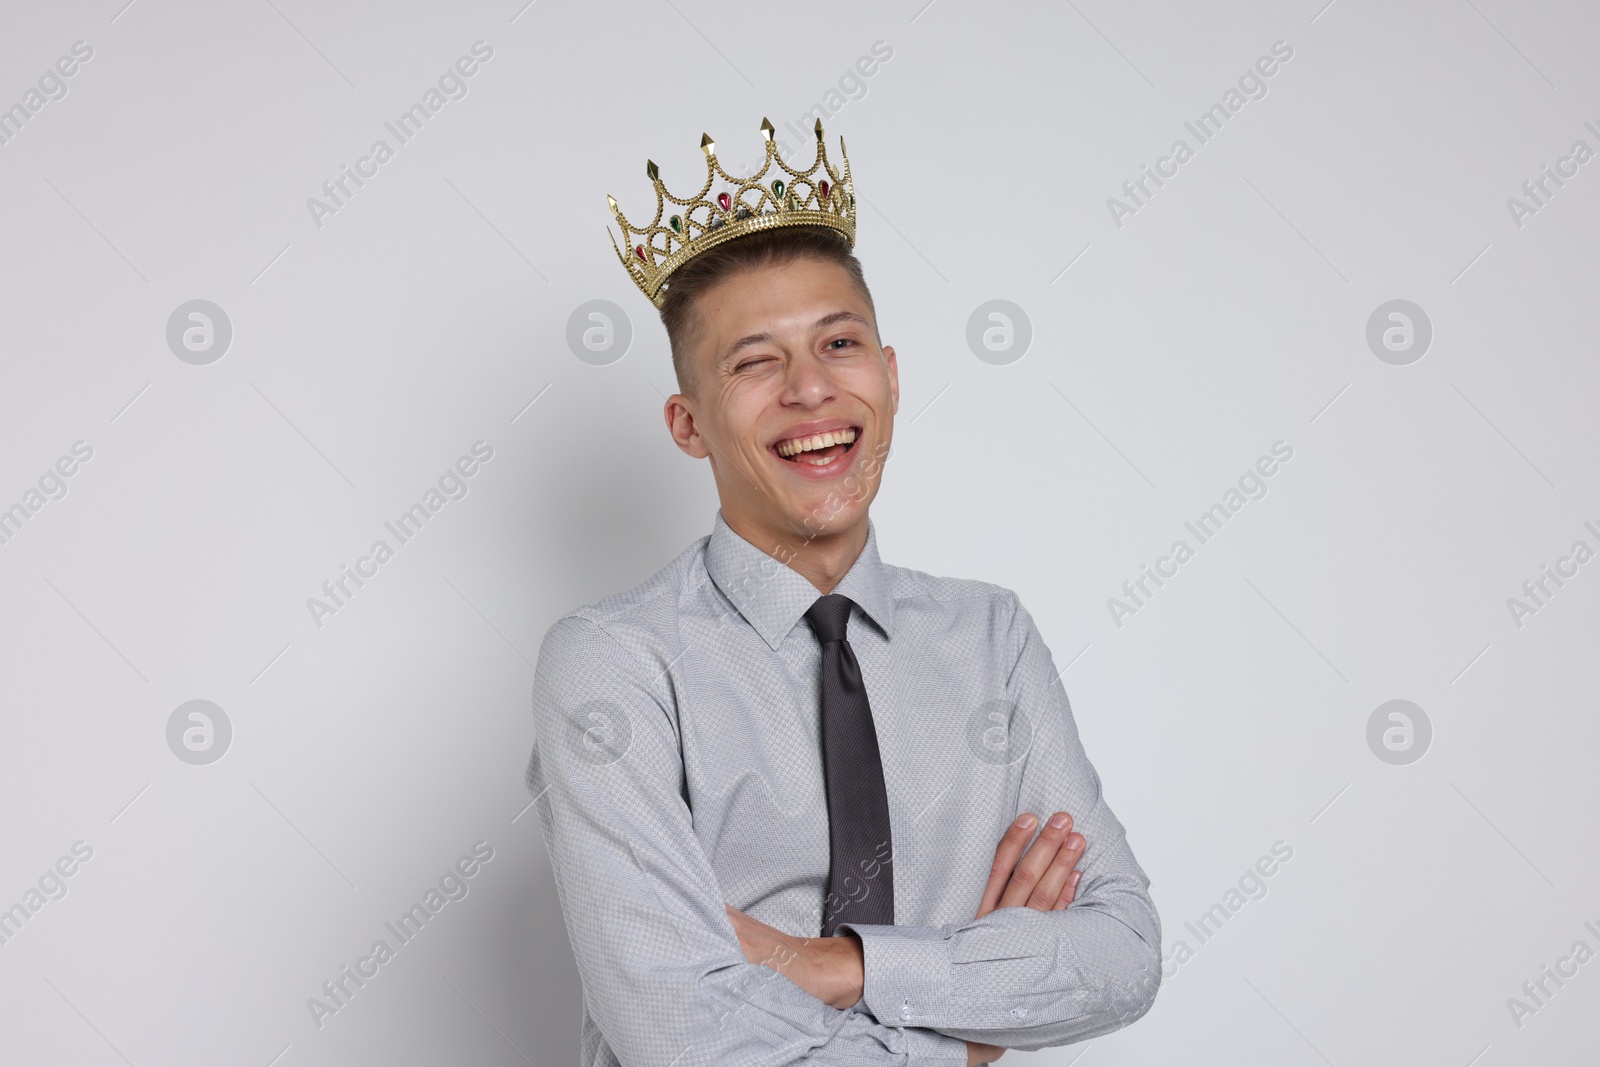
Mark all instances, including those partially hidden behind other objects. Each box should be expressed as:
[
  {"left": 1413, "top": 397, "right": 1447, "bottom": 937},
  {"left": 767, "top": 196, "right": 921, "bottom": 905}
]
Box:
[{"left": 777, "top": 428, "right": 857, "bottom": 457}]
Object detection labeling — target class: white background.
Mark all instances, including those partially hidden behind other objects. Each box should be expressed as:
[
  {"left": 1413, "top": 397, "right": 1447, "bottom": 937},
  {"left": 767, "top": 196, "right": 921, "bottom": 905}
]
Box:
[{"left": 1, "top": 1, "right": 1596, "bottom": 1064}]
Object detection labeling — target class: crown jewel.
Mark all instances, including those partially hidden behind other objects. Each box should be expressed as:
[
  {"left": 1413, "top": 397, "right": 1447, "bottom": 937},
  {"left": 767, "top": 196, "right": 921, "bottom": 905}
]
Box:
[{"left": 607, "top": 117, "right": 855, "bottom": 308}]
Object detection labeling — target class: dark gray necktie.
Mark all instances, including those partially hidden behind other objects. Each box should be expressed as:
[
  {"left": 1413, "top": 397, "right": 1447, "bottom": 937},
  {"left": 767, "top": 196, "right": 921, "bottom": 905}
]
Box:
[{"left": 805, "top": 594, "right": 894, "bottom": 937}]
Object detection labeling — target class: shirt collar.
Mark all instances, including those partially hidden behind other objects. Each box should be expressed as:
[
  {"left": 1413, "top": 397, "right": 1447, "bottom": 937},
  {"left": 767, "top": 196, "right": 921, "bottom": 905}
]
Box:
[{"left": 704, "top": 509, "right": 897, "bottom": 651}]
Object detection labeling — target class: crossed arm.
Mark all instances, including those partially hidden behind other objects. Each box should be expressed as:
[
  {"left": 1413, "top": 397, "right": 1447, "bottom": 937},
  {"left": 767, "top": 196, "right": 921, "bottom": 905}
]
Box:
[
  {"left": 531, "top": 603, "right": 1160, "bottom": 1066},
  {"left": 726, "top": 810, "right": 1092, "bottom": 1066}
]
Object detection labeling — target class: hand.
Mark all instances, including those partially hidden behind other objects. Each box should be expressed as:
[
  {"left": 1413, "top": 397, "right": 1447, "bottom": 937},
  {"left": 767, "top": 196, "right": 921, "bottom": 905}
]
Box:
[
  {"left": 727, "top": 909, "right": 1005, "bottom": 1067},
  {"left": 959, "top": 816, "right": 1080, "bottom": 1065},
  {"left": 724, "top": 903, "right": 864, "bottom": 1010},
  {"left": 976, "top": 811, "right": 1086, "bottom": 919},
  {"left": 966, "top": 1039, "right": 1006, "bottom": 1065}
]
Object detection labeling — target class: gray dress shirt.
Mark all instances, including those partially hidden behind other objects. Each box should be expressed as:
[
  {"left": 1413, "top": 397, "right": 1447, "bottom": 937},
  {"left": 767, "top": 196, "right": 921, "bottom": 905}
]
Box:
[{"left": 527, "top": 511, "right": 1161, "bottom": 1066}]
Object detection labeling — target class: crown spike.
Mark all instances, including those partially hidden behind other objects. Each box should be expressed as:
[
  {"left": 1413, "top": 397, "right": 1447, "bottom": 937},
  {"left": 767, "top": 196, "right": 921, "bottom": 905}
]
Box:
[
  {"left": 606, "top": 116, "right": 857, "bottom": 309},
  {"left": 840, "top": 136, "right": 847, "bottom": 156}
]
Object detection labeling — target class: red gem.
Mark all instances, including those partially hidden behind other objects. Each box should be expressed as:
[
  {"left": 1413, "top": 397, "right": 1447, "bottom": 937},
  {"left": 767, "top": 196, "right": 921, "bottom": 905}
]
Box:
[
  {"left": 819, "top": 180, "right": 830, "bottom": 198},
  {"left": 717, "top": 192, "right": 731, "bottom": 211},
  {"left": 635, "top": 245, "right": 645, "bottom": 261}
]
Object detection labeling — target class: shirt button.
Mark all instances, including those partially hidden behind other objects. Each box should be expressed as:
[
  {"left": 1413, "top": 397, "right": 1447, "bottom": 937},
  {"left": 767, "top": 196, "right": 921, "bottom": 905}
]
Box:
[{"left": 899, "top": 998, "right": 911, "bottom": 1020}]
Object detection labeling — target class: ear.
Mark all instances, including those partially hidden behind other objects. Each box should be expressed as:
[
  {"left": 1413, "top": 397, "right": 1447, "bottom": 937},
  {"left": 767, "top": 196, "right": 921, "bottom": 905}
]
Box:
[
  {"left": 883, "top": 344, "right": 899, "bottom": 415},
  {"left": 663, "top": 394, "right": 711, "bottom": 459}
]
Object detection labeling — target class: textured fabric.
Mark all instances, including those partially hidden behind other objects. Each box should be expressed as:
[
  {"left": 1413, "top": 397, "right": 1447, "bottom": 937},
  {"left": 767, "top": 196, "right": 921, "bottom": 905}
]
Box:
[
  {"left": 806, "top": 593, "right": 896, "bottom": 937},
  {"left": 527, "top": 510, "right": 1162, "bottom": 1067}
]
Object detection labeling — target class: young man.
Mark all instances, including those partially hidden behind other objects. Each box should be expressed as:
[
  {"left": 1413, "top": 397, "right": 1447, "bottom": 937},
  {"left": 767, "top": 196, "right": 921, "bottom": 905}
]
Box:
[{"left": 528, "top": 119, "right": 1160, "bottom": 1066}]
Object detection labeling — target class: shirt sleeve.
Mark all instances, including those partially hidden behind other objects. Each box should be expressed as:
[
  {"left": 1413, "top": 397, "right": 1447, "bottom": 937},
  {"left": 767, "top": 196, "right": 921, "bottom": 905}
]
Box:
[
  {"left": 839, "top": 593, "right": 1162, "bottom": 1051},
  {"left": 529, "top": 614, "right": 971, "bottom": 1067}
]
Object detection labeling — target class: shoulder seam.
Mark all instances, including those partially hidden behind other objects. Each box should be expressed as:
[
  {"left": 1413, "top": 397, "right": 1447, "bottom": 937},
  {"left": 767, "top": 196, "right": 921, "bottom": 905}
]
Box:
[
  {"left": 547, "top": 612, "right": 658, "bottom": 688},
  {"left": 884, "top": 564, "right": 1017, "bottom": 605},
  {"left": 562, "top": 539, "right": 710, "bottom": 628}
]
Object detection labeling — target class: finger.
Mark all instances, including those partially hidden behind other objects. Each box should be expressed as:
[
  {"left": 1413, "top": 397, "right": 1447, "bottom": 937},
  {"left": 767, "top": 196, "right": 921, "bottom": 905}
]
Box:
[
  {"left": 1052, "top": 869, "right": 1083, "bottom": 911},
  {"left": 997, "top": 812, "right": 1073, "bottom": 911},
  {"left": 1028, "top": 831, "right": 1084, "bottom": 911},
  {"left": 977, "top": 814, "right": 1038, "bottom": 918},
  {"left": 1026, "top": 831, "right": 1085, "bottom": 911}
]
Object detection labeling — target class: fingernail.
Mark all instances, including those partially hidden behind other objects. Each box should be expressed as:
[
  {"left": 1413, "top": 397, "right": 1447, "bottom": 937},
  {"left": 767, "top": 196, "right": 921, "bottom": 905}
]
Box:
[
  {"left": 1070, "top": 871, "right": 1081, "bottom": 886},
  {"left": 1048, "top": 812, "right": 1070, "bottom": 830},
  {"left": 1015, "top": 813, "right": 1035, "bottom": 829}
]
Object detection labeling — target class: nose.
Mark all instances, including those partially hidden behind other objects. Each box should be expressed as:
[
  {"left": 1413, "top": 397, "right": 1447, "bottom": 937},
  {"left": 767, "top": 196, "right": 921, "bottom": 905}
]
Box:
[{"left": 780, "top": 349, "right": 835, "bottom": 408}]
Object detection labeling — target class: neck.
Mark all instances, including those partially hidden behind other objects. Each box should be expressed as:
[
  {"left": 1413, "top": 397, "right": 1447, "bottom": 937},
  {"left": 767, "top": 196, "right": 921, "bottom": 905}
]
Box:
[{"left": 723, "top": 510, "right": 870, "bottom": 595}]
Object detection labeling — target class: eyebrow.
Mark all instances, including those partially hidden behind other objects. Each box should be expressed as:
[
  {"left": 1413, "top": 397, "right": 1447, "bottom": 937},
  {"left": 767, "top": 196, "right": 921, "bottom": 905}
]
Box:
[{"left": 718, "top": 310, "right": 870, "bottom": 369}]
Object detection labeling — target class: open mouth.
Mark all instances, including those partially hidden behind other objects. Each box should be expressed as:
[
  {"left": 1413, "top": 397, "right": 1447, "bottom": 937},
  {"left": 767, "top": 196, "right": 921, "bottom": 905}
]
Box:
[{"left": 774, "top": 426, "right": 860, "bottom": 467}]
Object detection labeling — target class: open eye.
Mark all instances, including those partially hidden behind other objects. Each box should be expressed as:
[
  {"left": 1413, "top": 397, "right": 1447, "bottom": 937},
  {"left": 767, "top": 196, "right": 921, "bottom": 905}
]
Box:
[{"left": 827, "top": 337, "right": 857, "bottom": 351}]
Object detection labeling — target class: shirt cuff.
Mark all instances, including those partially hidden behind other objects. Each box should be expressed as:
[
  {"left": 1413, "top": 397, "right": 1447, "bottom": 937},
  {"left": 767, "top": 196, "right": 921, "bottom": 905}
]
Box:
[
  {"left": 838, "top": 922, "right": 954, "bottom": 1030},
  {"left": 901, "top": 1023, "right": 969, "bottom": 1065}
]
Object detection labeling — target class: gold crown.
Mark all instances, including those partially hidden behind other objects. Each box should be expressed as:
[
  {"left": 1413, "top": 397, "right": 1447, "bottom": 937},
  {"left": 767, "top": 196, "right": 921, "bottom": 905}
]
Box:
[{"left": 607, "top": 117, "right": 855, "bottom": 308}]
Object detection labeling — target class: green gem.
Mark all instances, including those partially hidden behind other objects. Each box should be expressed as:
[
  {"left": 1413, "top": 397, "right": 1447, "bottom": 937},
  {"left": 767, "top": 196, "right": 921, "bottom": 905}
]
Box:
[
  {"left": 772, "top": 179, "right": 786, "bottom": 199},
  {"left": 668, "top": 215, "right": 681, "bottom": 233},
  {"left": 848, "top": 194, "right": 855, "bottom": 210}
]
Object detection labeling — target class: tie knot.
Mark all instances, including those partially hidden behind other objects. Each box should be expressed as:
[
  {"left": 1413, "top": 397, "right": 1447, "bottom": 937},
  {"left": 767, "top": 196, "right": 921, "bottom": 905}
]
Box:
[{"left": 804, "top": 594, "right": 854, "bottom": 644}]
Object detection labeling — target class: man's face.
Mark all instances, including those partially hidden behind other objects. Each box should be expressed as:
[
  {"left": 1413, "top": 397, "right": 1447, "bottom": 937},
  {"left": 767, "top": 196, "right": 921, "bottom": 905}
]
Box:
[{"left": 663, "top": 256, "right": 898, "bottom": 552}]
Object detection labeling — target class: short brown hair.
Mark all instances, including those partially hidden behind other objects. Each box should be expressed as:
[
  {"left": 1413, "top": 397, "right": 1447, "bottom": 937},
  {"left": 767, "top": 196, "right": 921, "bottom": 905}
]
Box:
[{"left": 657, "top": 225, "right": 877, "bottom": 395}]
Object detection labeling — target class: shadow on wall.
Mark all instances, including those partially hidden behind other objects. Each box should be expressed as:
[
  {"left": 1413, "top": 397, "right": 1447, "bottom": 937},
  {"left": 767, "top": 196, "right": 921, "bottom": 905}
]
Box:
[
  {"left": 532, "top": 388, "right": 721, "bottom": 620},
  {"left": 500, "top": 835, "right": 583, "bottom": 1066}
]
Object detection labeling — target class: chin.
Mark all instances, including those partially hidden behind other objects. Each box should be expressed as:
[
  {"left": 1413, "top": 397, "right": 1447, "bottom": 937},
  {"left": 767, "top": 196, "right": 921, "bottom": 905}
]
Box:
[{"left": 787, "top": 494, "right": 869, "bottom": 541}]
